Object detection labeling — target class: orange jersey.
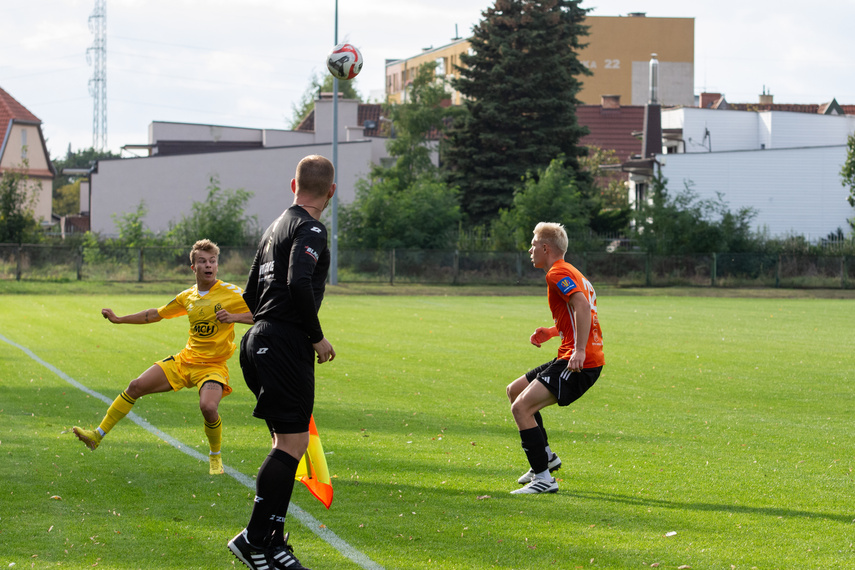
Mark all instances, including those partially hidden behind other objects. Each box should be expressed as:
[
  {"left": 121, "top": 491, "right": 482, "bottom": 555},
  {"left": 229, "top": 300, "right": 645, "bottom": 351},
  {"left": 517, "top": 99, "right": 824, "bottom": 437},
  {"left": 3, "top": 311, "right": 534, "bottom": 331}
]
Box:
[
  {"left": 157, "top": 280, "right": 250, "bottom": 364},
  {"left": 545, "top": 260, "right": 604, "bottom": 368}
]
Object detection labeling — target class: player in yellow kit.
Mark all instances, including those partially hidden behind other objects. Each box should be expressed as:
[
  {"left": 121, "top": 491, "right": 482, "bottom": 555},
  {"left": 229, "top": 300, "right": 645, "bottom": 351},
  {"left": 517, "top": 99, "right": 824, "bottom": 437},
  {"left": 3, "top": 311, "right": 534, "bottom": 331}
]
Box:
[{"left": 73, "top": 239, "right": 253, "bottom": 475}]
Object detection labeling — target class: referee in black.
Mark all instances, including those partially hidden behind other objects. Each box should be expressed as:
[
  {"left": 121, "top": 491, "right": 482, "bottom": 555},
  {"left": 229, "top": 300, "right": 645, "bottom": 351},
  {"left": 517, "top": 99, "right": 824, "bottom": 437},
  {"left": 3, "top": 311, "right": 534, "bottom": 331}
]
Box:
[{"left": 228, "top": 154, "right": 336, "bottom": 570}]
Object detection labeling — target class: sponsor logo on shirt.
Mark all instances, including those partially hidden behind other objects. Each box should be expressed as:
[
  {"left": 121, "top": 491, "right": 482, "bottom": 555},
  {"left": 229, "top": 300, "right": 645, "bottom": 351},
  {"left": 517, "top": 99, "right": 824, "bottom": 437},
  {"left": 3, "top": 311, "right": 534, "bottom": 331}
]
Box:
[
  {"left": 304, "top": 246, "right": 319, "bottom": 261},
  {"left": 557, "top": 276, "right": 577, "bottom": 295},
  {"left": 194, "top": 321, "right": 218, "bottom": 338},
  {"left": 310, "top": 226, "right": 322, "bottom": 233},
  {"left": 260, "top": 260, "right": 275, "bottom": 280}
]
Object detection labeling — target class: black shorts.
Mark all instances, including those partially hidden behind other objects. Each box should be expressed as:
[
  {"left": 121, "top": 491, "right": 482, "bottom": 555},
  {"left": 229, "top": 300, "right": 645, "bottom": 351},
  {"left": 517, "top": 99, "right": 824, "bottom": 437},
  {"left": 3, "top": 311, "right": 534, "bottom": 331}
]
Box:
[
  {"left": 239, "top": 321, "right": 314, "bottom": 434},
  {"left": 525, "top": 359, "right": 602, "bottom": 407}
]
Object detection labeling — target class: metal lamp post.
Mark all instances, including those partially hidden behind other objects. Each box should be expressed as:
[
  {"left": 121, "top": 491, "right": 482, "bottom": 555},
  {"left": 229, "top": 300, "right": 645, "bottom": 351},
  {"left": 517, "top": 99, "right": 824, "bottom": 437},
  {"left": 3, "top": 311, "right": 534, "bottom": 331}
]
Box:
[{"left": 330, "top": 0, "right": 339, "bottom": 285}]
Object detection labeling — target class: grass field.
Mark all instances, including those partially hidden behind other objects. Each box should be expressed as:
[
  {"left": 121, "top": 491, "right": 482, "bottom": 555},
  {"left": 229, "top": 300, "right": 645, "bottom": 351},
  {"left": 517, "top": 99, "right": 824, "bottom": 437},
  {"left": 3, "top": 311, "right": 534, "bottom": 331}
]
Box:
[{"left": 1, "top": 285, "right": 854, "bottom": 569}]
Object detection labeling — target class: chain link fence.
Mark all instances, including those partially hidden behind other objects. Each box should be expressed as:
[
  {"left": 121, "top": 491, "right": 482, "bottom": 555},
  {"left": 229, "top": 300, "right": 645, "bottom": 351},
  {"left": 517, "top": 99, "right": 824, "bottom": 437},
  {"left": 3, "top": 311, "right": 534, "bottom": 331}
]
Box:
[{"left": 1, "top": 244, "right": 852, "bottom": 289}]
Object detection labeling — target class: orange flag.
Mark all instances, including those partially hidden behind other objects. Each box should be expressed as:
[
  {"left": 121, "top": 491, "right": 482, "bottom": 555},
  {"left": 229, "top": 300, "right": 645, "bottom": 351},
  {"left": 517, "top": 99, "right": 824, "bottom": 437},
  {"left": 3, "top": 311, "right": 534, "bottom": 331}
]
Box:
[{"left": 295, "top": 415, "right": 334, "bottom": 508}]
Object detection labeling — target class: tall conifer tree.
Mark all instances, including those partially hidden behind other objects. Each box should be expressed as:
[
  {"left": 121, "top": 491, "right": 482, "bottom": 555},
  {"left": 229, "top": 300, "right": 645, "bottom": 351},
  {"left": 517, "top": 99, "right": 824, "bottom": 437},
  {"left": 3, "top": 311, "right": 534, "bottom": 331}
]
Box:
[{"left": 444, "top": 0, "right": 590, "bottom": 224}]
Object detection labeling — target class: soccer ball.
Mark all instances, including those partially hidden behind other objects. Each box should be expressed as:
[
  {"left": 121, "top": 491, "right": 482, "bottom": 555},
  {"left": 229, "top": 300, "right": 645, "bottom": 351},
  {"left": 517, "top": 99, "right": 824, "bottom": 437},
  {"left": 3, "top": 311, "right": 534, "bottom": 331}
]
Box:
[{"left": 326, "top": 42, "right": 363, "bottom": 81}]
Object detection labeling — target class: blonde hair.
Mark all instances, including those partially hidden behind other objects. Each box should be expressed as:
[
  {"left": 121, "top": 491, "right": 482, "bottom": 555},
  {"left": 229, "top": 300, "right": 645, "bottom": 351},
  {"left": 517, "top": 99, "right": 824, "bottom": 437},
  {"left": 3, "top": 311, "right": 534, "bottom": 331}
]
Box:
[
  {"left": 295, "top": 154, "right": 335, "bottom": 197},
  {"left": 189, "top": 239, "right": 220, "bottom": 265},
  {"left": 533, "top": 222, "right": 568, "bottom": 255}
]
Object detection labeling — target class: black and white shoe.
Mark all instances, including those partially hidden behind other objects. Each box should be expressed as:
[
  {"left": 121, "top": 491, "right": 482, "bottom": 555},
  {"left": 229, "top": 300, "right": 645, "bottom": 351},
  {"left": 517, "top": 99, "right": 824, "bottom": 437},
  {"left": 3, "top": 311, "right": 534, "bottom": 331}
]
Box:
[
  {"left": 511, "top": 476, "right": 558, "bottom": 494},
  {"left": 269, "top": 532, "right": 310, "bottom": 570},
  {"left": 517, "top": 453, "right": 562, "bottom": 484},
  {"left": 228, "top": 529, "right": 274, "bottom": 570}
]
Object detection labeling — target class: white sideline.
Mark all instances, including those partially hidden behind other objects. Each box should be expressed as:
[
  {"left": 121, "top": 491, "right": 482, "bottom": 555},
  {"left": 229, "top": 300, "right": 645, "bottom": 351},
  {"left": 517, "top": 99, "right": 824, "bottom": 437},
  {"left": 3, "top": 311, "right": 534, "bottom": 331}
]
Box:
[{"left": 1, "top": 332, "right": 384, "bottom": 570}]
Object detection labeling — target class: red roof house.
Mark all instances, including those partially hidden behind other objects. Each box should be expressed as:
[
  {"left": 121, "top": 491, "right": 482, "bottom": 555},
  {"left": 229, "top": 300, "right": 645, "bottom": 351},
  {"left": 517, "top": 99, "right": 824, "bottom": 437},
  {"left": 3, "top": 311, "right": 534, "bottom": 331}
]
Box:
[
  {"left": 0, "top": 86, "right": 56, "bottom": 226},
  {"left": 577, "top": 95, "right": 645, "bottom": 163}
]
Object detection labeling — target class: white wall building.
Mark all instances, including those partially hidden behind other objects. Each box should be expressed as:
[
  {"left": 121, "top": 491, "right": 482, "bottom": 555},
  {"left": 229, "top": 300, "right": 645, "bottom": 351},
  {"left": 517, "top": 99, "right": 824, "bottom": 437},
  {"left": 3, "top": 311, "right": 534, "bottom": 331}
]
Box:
[
  {"left": 641, "top": 107, "right": 855, "bottom": 240},
  {"left": 89, "top": 97, "right": 388, "bottom": 237}
]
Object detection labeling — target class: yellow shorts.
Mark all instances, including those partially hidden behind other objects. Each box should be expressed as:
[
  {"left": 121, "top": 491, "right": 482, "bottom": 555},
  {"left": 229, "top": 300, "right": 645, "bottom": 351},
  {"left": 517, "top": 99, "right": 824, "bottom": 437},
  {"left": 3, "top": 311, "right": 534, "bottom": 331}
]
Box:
[{"left": 155, "top": 353, "right": 233, "bottom": 397}]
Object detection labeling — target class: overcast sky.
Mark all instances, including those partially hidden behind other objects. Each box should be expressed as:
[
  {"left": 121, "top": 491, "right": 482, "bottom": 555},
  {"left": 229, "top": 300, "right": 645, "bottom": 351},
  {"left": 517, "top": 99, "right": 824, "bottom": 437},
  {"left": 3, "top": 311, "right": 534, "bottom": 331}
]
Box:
[{"left": 1, "top": 0, "right": 853, "bottom": 159}]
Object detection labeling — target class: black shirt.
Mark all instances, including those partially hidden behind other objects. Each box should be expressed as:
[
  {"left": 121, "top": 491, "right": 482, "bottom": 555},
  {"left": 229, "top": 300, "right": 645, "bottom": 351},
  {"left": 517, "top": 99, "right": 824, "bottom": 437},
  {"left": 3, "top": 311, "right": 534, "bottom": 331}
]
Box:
[{"left": 243, "top": 205, "right": 330, "bottom": 343}]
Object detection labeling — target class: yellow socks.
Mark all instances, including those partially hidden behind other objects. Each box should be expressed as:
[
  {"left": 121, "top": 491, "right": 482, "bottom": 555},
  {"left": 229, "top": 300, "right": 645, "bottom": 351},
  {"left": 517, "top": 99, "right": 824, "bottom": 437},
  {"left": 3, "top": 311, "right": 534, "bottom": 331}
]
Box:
[
  {"left": 204, "top": 416, "right": 223, "bottom": 455},
  {"left": 97, "top": 391, "right": 136, "bottom": 436}
]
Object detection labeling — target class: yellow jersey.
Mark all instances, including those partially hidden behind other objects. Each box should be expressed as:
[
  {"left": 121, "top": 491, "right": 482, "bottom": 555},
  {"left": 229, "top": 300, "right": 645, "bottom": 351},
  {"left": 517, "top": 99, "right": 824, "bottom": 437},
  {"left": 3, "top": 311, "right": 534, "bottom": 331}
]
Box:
[{"left": 157, "top": 280, "right": 250, "bottom": 364}]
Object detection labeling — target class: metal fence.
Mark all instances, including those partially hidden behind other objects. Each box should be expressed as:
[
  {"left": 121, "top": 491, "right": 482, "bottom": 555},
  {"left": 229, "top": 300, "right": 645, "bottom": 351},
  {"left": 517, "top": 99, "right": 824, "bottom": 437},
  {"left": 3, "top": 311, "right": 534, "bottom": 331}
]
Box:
[{"left": 1, "top": 243, "right": 852, "bottom": 289}]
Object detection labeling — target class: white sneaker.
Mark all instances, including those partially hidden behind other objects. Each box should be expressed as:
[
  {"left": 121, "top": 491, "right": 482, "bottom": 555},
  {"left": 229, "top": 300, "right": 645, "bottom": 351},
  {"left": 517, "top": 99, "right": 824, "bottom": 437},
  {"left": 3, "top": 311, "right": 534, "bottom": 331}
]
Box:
[
  {"left": 511, "top": 477, "right": 558, "bottom": 495},
  {"left": 517, "top": 453, "right": 562, "bottom": 484}
]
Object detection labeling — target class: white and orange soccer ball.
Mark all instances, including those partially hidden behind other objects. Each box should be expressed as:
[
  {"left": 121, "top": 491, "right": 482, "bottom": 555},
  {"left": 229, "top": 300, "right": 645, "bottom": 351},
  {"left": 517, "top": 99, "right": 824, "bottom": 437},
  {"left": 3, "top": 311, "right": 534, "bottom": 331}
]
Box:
[{"left": 326, "top": 42, "right": 363, "bottom": 81}]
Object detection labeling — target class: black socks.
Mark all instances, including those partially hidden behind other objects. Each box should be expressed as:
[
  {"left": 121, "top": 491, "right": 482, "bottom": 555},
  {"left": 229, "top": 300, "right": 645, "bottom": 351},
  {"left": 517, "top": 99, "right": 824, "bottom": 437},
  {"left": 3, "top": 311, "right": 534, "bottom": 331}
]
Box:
[
  {"left": 246, "top": 448, "right": 300, "bottom": 547},
  {"left": 519, "top": 426, "right": 549, "bottom": 474}
]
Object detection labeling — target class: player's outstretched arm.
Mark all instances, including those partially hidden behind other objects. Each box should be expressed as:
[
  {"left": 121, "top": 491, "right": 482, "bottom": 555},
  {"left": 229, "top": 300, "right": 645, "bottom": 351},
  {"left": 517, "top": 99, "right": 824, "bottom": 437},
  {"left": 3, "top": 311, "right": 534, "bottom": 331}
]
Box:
[
  {"left": 215, "top": 309, "right": 254, "bottom": 325},
  {"left": 312, "top": 337, "right": 336, "bottom": 364},
  {"left": 530, "top": 326, "right": 558, "bottom": 348},
  {"left": 101, "top": 307, "right": 163, "bottom": 325}
]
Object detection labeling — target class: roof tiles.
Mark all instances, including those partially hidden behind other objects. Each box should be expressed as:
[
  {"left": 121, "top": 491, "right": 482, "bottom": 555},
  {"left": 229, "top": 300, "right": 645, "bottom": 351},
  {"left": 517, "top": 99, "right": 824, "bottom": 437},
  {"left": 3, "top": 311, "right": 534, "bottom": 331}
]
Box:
[
  {"left": 0, "top": 86, "right": 41, "bottom": 129},
  {"left": 577, "top": 105, "right": 645, "bottom": 162}
]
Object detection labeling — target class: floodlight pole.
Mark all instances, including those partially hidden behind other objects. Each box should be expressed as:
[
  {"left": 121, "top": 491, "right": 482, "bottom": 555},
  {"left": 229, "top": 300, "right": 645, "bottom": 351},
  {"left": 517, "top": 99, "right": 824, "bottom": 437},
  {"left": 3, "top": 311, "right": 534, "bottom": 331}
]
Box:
[{"left": 330, "top": 0, "right": 339, "bottom": 285}]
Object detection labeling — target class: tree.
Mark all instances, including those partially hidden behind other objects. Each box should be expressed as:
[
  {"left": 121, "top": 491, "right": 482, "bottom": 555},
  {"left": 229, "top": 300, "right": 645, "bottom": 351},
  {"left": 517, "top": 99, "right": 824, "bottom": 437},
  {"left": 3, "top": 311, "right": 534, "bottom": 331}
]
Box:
[
  {"left": 112, "top": 201, "right": 157, "bottom": 247},
  {"left": 289, "top": 72, "right": 362, "bottom": 129},
  {"left": 340, "top": 62, "right": 462, "bottom": 250},
  {"left": 0, "top": 166, "right": 40, "bottom": 243},
  {"left": 167, "top": 176, "right": 259, "bottom": 246},
  {"left": 52, "top": 146, "right": 119, "bottom": 191},
  {"left": 443, "top": 0, "right": 591, "bottom": 224},
  {"left": 52, "top": 146, "right": 119, "bottom": 216},
  {"left": 492, "top": 158, "right": 590, "bottom": 250},
  {"left": 382, "top": 62, "right": 462, "bottom": 186},
  {"left": 340, "top": 172, "right": 461, "bottom": 250},
  {"left": 54, "top": 180, "right": 81, "bottom": 216},
  {"left": 580, "top": 146, "right": 627, "bottom": 210},
  {"left": 579, "top": 145, "right": 632, "bottom": 235},
  {"left": 839, "top": 133, "right": 855, "bottom": 232}
]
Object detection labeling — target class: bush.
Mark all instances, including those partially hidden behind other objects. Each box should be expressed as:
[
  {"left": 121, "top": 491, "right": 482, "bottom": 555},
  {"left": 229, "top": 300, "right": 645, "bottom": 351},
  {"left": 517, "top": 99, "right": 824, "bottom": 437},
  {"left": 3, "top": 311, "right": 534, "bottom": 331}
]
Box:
[
  {"left": 493, "top": 158, "right": 596, "bottom": 251},
  {"left": 167, "top": 176, "right": 259, "bottom": 247},
  {"left": 340, "top": 172, "right": 461, "bottom": 250},
  {"left": 633, "top": 171, "right": 758, "bottom": 255}
]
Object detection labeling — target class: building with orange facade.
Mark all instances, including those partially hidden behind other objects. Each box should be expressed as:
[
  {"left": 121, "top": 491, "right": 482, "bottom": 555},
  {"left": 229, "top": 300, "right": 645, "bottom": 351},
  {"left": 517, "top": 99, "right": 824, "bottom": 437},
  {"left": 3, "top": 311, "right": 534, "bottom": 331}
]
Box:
[{"left": 385, "top": 13, "right": 694, "bottom": 108}]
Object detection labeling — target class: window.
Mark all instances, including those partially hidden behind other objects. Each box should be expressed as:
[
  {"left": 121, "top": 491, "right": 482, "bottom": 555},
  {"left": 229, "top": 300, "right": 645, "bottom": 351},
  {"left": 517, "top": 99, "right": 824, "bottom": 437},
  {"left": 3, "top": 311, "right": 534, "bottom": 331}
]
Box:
[
  {"left": 435, "top": 57, "right": 446, "bottom": 77},
  {"left": 21, "top": 128, "right": 28, "bottom": 159},
  {"left": 634, "top": 183, "right": 647, "bottom": 211}
]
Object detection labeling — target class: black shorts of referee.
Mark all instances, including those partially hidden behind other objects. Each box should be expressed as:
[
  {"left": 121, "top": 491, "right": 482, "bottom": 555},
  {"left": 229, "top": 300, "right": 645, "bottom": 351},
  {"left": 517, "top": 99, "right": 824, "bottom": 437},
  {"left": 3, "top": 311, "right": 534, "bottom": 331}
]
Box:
[{"left": 239, "top": 320, "right": 314, "bottom": 435}]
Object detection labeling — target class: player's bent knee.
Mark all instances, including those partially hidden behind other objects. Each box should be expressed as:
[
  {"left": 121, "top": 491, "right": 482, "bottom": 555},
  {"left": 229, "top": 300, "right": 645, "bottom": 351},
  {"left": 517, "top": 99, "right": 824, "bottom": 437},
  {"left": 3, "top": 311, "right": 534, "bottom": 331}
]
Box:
[
  {"left": 510, "top": 399, "right": 530, "bottom": 422},
  {"left": 126, "top": 378, "right": 145, "bottom": 399},
  {"left": 200, "top": 401, "right": 219, "bottom": 419},
  {"left": 507, "top": 380, "right": 524, "bottom": 403}
]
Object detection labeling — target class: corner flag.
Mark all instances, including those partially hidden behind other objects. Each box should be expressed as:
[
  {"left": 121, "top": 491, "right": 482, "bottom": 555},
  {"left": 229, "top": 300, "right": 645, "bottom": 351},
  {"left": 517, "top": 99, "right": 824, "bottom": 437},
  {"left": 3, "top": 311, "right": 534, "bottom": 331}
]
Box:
[{"left": 295, "top": 415, "right": 334, "bottom": 508}]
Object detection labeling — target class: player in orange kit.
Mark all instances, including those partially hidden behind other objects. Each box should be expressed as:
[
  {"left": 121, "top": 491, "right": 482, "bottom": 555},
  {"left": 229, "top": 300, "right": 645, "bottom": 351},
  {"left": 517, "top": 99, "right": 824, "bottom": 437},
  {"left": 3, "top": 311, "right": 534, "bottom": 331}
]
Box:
[{"left": 506, "top": 222, "right": 604, "bottom": 494}]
